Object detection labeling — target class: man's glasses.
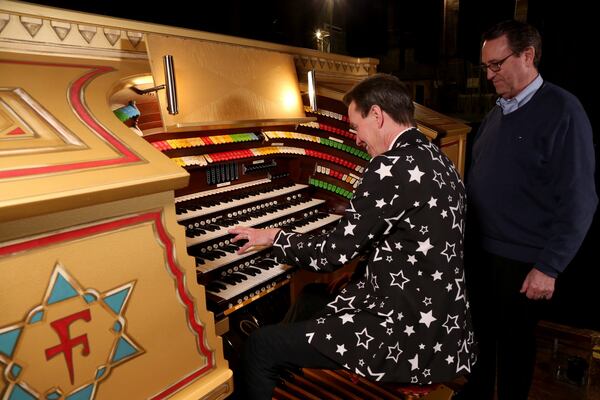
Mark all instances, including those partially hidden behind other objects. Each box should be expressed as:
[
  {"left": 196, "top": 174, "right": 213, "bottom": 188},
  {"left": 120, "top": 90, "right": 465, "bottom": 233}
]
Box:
[{"left": 480, "top": 53, "right": 515, "bottom": 73}]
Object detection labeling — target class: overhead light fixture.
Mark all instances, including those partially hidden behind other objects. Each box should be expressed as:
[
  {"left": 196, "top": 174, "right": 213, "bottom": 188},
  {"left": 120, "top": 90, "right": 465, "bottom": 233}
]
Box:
[
  {"left": 307, "top": 69, "right": 317, "bottom": 112},
  {"left": 130, "top": 54, "right": 179, "bottom": 115}
]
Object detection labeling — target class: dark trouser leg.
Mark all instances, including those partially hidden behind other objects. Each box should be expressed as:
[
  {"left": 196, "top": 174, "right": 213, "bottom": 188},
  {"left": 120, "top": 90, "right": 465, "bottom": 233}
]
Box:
[
  {"left": 240, "top": 320, "right": 340, "bottom": 400},
  {"left": 462, "top": 249, "right": 497, "bottom": 400},
  {"left": 281, "top": 283, "right": 331, "bottom": 323},
  {"left": 494, "top": 255, "right": 541, "bottom": 400}
]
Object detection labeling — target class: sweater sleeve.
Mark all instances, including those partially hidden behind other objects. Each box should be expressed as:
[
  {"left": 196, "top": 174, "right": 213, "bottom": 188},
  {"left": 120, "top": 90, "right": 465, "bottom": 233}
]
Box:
[{"left": 535, "top": 100, "right": 598, "bottom": 277}]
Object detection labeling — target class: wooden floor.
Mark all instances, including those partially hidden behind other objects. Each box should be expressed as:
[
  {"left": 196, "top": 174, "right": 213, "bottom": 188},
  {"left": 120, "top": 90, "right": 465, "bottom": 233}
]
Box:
[{"left": 273, "top": 369, "right": 456, "bottom": 400}]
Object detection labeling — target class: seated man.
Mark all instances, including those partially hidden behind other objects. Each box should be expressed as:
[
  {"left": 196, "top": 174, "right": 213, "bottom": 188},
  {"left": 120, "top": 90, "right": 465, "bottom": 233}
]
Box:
[{"left": 229, "top": 73, "right": 477, "bottom": 400}]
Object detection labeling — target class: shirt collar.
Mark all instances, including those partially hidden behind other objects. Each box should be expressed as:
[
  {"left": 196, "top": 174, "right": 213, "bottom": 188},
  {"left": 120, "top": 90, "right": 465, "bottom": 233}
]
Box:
[
  {"left": 496, "top": 74, "right": 543, "bottom": 115},
  {"left": 387, "top": 127, "right": 415, "bottom": 151}
]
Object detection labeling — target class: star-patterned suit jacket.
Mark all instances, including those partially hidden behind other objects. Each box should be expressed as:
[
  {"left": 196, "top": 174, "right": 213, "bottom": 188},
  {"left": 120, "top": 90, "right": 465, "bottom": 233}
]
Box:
[{"left": 271, "top": 128, "right": 476, "bottom": 384}]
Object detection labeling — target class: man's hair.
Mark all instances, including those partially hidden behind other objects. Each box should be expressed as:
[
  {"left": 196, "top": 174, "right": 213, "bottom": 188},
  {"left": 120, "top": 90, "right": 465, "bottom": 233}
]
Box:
[
  {"left": 483, "top": 20, "right": 542, "bottom": 67},
  {"left": 343, "top": 73, "right": 416, "bottom": 126}
]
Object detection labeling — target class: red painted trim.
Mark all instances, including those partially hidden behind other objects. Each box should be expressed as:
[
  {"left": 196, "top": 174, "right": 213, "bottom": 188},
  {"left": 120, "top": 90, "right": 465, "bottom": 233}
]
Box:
[
  {"left": 7, "top": 127, "right": 26, "bottom": 135},
  {"left": 0, "top": 212, "right": 214, "bottom": 396},
  {"left": 0, "top": 59, "right": 142, "bottom": 179}
]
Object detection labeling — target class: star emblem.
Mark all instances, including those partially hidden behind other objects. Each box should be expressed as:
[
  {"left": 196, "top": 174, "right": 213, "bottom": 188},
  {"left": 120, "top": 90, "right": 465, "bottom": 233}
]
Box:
[
  {"left": 408, "top": 166, "right": 425, "bottom": 183},
  {"left": 343, "top": 221, "right": 357, "bottom": 236},
  {"left": 375, "top": 162, "right": 393, "bottom": 180},
  {"left": 408, "top": 354, "right": 419, "bottom": 370},
  {"left": 432, "top": 170, "right": 446, "bottom": 188},
  {"left": 427, "top": 196, "right": 438, "bottom": 208},
  {"left": 355, "top": 327, "right": 374, "bottom": 349},
  {"left": 339, "top": 313, "right": 355, "bottom": 325},
  {"left": 416, "top": 238, "right": 434, "bottom": 256},
  {"left": 375, "top": 198, "right": 386, "bottom": 208},
  {"left": 386, "top": 342, "right": 403, "bottom": 363},
  {"left": 450, "top": 200, "right": 464, "bottom": 233},
  {"left": 440, "top": 242, "right": 456, "bottom": 262},
  {"left": 0, "top": 264, "right": 141, "bottom": 399},
  {"left": 390, "top": 270, "right": 410, "bottom": 289},
  {"left": 327, "top": 295, "right": 356, "bottom": 313},
  {"left": 442, "top": 314, "right": 460, "bottom": 333},
  {"left": 418, "top": 310, "right": 437, "bottom": 327}
]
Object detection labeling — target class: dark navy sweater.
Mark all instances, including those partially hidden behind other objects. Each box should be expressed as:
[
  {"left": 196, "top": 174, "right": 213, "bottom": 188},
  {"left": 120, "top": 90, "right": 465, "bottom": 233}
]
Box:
[{"left": 467, "top": 82, "right": 597, "bottom": 277}]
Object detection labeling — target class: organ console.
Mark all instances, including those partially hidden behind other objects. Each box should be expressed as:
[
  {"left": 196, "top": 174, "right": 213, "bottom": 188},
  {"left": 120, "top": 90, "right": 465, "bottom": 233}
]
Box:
[{"left": 0, "top": 2, "right": 470, "bottom": 398}]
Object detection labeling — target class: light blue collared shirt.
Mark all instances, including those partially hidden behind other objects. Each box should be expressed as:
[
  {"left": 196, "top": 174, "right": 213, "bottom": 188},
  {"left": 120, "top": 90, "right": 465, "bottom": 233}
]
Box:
[{"left": 496, "top": 74, "right": 544, "bottom": 115}]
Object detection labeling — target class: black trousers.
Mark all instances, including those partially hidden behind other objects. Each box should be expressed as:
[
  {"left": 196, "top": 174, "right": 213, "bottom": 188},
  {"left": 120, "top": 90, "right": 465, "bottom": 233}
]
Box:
[
  {"left": 238, "top": 284, "right": 340, "bottom": 399},
  {"left": 462, "top": 250, "right": 544, "bottom": 400}
]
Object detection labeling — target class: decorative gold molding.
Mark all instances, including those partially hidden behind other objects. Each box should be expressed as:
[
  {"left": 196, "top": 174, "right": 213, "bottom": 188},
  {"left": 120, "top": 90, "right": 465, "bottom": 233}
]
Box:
[{"left": 0, "top": 1, "right": 378, "bottom": 78}]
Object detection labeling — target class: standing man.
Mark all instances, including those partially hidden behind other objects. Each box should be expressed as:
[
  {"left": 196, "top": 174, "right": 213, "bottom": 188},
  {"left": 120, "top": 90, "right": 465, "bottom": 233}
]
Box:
[
  {"left": 464, "top": 20, "right": 597, "bottom": 400},
  {"left": 230, "top": 73, "right": 477, "bottom": 399}
]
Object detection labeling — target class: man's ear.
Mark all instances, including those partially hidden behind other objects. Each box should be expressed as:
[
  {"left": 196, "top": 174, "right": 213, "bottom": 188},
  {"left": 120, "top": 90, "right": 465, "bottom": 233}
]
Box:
[
  {"left": 523, "top": 46, "right": 535, "bottom": 66},
  {"left": 371, "top": 105, "right": 384, "bottom": 128}
]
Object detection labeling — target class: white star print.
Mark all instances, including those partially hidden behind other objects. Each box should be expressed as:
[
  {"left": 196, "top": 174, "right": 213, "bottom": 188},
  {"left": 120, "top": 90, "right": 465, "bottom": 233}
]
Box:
[
  {"left": 432, "top": 170, "right": 446, "bottom": 188},
  {"left": 441, "top": 209, "right": 448, "bottom": 218},
  {"left": 408, "top": 354, "right": 419, "bottom": 370},
  {"left": 442, "top": 314, "right": 460, "bottom": 333},
  {"left": 419, "top": 310, "right": 437, "bottom": 327},
  {"left": 355, "top": 327, "right": 374, "bottom": 349},
  {"left": 419, "top": 343, "right": 426, "bottom": 350},
  {"left": 427, "top": 196, "right": 438, "bottom": 208},
  {"left": 440, "top": 242, "right": 456, "bottom": 262},
  {"left": 456, "top": 339, "right": 472, "bottom": 373},
  {"left": 390, "top": 270, "right": 410, "bottom": 289},
  {"left": 446, "top": 355, "right": 455, "bottom": 364},
  {"left": 416, "top": 238, "right": 434, "bottom": 256},
  {"left": 386, "top": 342, "right": 403, "bottom": 363},
  {"left": 408, "top": 166, "right": 425, "bottom": 183},
  {"left": 339, "top": 254, "right": 348, "bottom": 263},
  {"left": 327, "top": 295, "right": 356, "bottom": 313},
  {"left": 375, "top": 198, "right": 386, "bottom": 208},
  {"left": 336, "top": 344, "right": 347, "bottom": 356},
  {"left": 449, "top": 201, "right": 463, "bottom": 233},
  {"left": 375, "top": 162, "right": 393, "bottom": 180},
  {"left": 339, "top": 313, "right": 355, "bottom": 325},
  {"left": 404, "top": 325, "right": 415, "bottom": 336},
  {"left": 422, "top": 297, "right": 432, "bottom": 306},
  {"left": 317, "top": 317, "right": 326, "bottom": 324},
  {"left": 326, "top": 334, "right": 332, "bottom": 340},
  {"left": 407, "top": 254, "right": 417, "bottom": 265},
  {"left": 395, "top": 242, "right": 403, "bottom": 250},
  {"left": 367, "top": 366, "right": 385, "bottom": 382},
  {"left": 433, "top": 343, "right": 443, "bottom": 353},
  {"left": 344, "top": 221, "right": 356, "bottom": 236},
  {"left": 431, "top": 270, "right": 443, "bottom": 281},
  {"left": 309, "top": 257, "right": 319, "bottom": 270}
]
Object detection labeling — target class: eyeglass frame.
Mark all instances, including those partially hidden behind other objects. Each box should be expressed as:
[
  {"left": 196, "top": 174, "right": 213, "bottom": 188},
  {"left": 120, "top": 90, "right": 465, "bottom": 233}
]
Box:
[{"left": 480, "top": 52, "right": 516, "bottom": 73}]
